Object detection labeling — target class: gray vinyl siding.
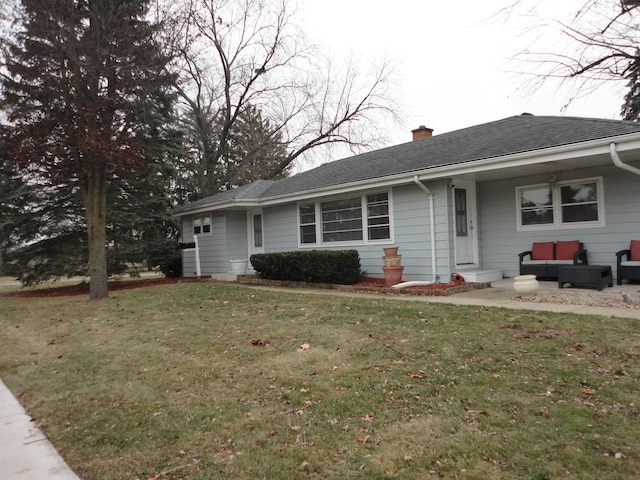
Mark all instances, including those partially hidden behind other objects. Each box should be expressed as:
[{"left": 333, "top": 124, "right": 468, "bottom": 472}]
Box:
[
  {"left": 390, "top": 181, "right": 451, "bottom": 281},
  {"left": 263, "top": 204, "right": 299, "bottom": 252},
  {"left": 254, "top": 183, "right": 452, "bottom": 282},
  {"left": 478, "top": 163, "right": 640, "bottom": 278},
  {"left": 181, "top": 214, "right": 226, "bottom": 277}
]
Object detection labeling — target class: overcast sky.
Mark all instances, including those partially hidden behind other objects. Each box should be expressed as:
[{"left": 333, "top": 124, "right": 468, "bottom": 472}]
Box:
[{"left": 300, "top": 0, "right": 627, "bottom": 146}]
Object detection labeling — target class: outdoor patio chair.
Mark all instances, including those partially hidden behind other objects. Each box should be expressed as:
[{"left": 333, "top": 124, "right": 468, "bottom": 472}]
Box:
[{"left": 616, "top": 240, "right": 640, "bottom": 285}]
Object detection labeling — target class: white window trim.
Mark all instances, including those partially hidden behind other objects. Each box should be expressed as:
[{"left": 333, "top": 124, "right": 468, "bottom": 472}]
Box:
[
  {"left": 192, "top": 214, "right": 212, "bottom": 236},
  {"left": 297, "top": 191, "right": 394, "bottom": 247},
  {"left": 516, "top": 177, "right": 605, "bottom": 231}
]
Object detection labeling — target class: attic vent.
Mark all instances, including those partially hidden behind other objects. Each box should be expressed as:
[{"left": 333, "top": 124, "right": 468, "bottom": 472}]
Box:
[{"left": 412, "top": 125, "right": 433, "bottom": 141}]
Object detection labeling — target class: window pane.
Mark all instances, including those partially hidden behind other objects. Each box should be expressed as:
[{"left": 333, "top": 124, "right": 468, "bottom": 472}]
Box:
[
  {"left": 521, "top": 187, "right": 552, "bottom": 207},
  {"left": 193, "top": 218, "right": 202, "bottom": 235},
  {"left": 522, "top": 209, "right": 554, "bottom": 225},
  {"left": 561, "top": 183, "right": 597, "bottom": 204},
  {"left": 300, "top": 225, "right": 316, "bottom": 244},
  {"left": 323, "top": 230, "right": 363, "bottom": 242},
  {"left": 520, "top": 186, "right": 554, "bottom": 226},
  {"left": 202, "top": 216, "right": 211, "bottom": 233},
  {"left": 560, "top": 182, "right": 598, "bottom": 223},
  {"left": 562, "top": 204, "right": 598, "bottom": 223},
  {"left": 368, "top": 226, "right": 390, "bottom": 240},
  {"left": 366, "top": 193, "right": 390, "bottom": 241},
  {"left": 253, "top": 214, "right": 263, "bottom": 248},
  {"left": 321, "top": 197, "right": 363, "bottom": 242},
  {"left": 454, "top": 188, "right": 468, "bottom": 236},
  {"left": 299, "top": 204, "right": 315, "bottom": 224}
]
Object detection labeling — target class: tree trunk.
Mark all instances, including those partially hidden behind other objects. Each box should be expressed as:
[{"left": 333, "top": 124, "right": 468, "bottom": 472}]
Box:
[{"left": 83, "top": 165, "right": 109, "bottom": 300}]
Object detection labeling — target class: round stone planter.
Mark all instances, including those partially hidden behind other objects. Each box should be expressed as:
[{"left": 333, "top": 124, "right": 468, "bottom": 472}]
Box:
[{"left": 513, "top": 274, "right": 539, "bottom": 296}]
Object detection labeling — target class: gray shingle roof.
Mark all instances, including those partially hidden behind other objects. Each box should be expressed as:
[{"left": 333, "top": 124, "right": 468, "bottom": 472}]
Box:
[{"left": 174, "top": 114, "right": 640, "bottom": 213}]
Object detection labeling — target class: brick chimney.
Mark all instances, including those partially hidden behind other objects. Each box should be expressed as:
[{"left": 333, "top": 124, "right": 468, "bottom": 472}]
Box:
[{"left": 412, "top": 125, "right": 433, "bottom": 141}]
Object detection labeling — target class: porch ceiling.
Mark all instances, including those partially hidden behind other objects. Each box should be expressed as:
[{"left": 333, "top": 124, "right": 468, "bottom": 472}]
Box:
[{"left": 454, "top": 149, "right": 630, "bottom": 183}]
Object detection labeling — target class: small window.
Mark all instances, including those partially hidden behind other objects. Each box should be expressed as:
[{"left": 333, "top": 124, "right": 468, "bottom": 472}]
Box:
[
  {"left": 560, "top": 182, "right": 599, "bottom": 223},
  {"left": 367, "top": 193, "right": 390, "bottom": 240},
  {"left": 193, "top": 215, "right": 211, "bottom": 235},
  {"left": 253, "top": 214, "right": 263, "bottom": 248},
  {"left": 516, "top": 177, "right": 603, "bottom": 230},
  {"left": 520, "top": 186, "right": 554, "bottom": 227}
]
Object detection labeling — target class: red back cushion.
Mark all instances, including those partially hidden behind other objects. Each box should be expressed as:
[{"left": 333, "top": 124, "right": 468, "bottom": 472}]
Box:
[
  {"left": 556, "top": 240, "right": 580, "bottom": 260},
  {"left": 631, "top": 240, "right": 640, "bottom": 261},
  {"left": 531, "top": 242, "right": 554, "bottom": 260}
]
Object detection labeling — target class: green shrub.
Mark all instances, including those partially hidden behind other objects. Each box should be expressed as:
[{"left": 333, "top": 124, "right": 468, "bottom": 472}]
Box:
[
  {"left": 155, "top": 252, "right": 183, "bottom": 278},
  {"left": 250, "top": 250, "right": 361, "bottom": 284}
]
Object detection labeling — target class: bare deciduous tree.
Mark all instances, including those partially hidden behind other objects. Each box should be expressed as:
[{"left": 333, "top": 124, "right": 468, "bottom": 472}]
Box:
[
  {"left": 172, "top": 0, "right": 399, "bottom": 198},
  {"left": 501, "top": 0, "right": 640, "bottom": 116}
]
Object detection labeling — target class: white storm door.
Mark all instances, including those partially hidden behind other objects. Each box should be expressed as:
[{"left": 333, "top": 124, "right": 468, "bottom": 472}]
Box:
[
  {"left": 453, "top": 181, "right": 478, "bottom": 266},
  {"left": 248, "top": 210, "right": 264, "bottom": 258}
]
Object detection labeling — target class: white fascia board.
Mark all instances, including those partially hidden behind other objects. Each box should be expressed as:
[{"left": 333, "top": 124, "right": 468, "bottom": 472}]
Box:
[{"left": 172, "top": 199, "right": 262, "bottom": 217}]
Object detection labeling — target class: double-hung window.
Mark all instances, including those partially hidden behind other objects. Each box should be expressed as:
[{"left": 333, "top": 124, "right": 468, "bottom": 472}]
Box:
[
  {"left": 192, "top": 215, "right": 212, "bottom": 235},
  {"left": 299, "top": 192, "right": 391, "bottom": 245},
  {"left": 516, "top": 177, "right": 604, "bottom": 230}
]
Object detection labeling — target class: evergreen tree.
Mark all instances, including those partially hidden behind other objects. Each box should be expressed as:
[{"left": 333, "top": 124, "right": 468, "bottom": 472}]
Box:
[
  {"left": 1, "top": 0, "right": 178, "bottom": 298},
  {"left": 176, "top": 104, "right": 290, "bottom": 202},
  {"left": 622, "top": 51, "right": 640, "bottom": 121}
]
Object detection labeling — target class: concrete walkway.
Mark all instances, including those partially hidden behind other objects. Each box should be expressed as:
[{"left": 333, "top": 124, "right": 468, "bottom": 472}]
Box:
[
  {"left": 0, "top": 379, "right": 80, "bottom": 479},
  {"left": 1, "top": 276, "right": 638, "bottom": 479},
  {"left": 244, "top": 277, "right": 640, "bottom": 320}
]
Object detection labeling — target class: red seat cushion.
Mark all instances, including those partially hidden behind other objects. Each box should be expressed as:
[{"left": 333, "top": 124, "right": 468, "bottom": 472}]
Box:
[
  {"left": 631, "top": 240, "right": 640, "bottom": 261},
  {"left": 556, "top": 240, "right": 580, "bottom": 260},
  {"left": 531, "top": 242, "right": 554, "bottom": 260}
]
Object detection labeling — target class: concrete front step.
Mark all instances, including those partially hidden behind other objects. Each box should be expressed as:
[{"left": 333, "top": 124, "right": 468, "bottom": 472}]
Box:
[{"left": 454, "top": 270, "right": 503, "bottom": 283}]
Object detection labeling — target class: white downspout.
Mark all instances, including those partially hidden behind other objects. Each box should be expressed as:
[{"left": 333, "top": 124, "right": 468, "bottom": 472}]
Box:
[
  {"left": 412, "top": 176, "right": 438, "bottom": 281},
  {"left": 610, "top": 142, "right": 640, "bottom": 176},
  {"left": 194, "top": 235, "right": 201, "bottom": 277}
]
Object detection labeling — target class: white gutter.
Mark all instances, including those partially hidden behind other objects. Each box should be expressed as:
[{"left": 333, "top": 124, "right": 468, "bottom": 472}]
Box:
[
  {"left": 413, "top": 176, "right": 438, "bottom": 281},
  {"left": 610, "top": 142, "right": 640, "bottom": 176}
]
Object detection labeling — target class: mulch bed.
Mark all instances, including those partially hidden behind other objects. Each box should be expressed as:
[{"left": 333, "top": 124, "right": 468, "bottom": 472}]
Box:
[
  {"left": 4, "top": 275, "right": 490, "bottom": 298},
  {"left": 237, "top": 275, "right": 490, "bottom": 296},
  {"left": 3, "top": 277, "right": 187, "bottom": 298}
]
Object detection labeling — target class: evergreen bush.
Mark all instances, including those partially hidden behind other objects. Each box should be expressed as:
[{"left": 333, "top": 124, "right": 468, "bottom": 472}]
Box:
[{"left": 250, "top": 250, "right": 361, "bottom": 284}]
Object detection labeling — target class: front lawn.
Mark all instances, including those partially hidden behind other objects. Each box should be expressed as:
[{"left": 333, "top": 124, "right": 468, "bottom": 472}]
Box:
[{"left": 0, "top": 282, "right": 638, "bottom": 479}]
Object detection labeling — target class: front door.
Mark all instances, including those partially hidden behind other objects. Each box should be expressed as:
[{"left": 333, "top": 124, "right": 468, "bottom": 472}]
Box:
[{"left": 453, "top": 180, "right": 478, "bottom": 266}]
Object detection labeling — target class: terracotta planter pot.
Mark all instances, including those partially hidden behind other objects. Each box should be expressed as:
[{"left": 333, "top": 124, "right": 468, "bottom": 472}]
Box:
[
  {"left": 382, "top": 266, "right": 404, "bottom": 286},
  {"left": 383, "top": 255, "right": 402, "bottom": 266},
  {"left": 383, "top": 246, "right": 399, "bottom": 257}
]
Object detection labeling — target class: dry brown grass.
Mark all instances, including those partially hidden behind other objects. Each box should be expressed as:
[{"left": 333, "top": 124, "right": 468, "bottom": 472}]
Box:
[{"left": 0, "top": 281, "right": 639, "bottom": 479}]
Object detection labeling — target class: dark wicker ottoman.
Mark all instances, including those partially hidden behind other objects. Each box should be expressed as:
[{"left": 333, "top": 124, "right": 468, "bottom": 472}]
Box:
[{"left": 558, "top": 265, "right": 613, "bottom": 291}]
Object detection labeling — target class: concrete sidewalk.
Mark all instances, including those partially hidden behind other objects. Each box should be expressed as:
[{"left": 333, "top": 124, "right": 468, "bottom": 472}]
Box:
[{"left": 0, "top": 379, "right": 80, "bottom": 480}]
